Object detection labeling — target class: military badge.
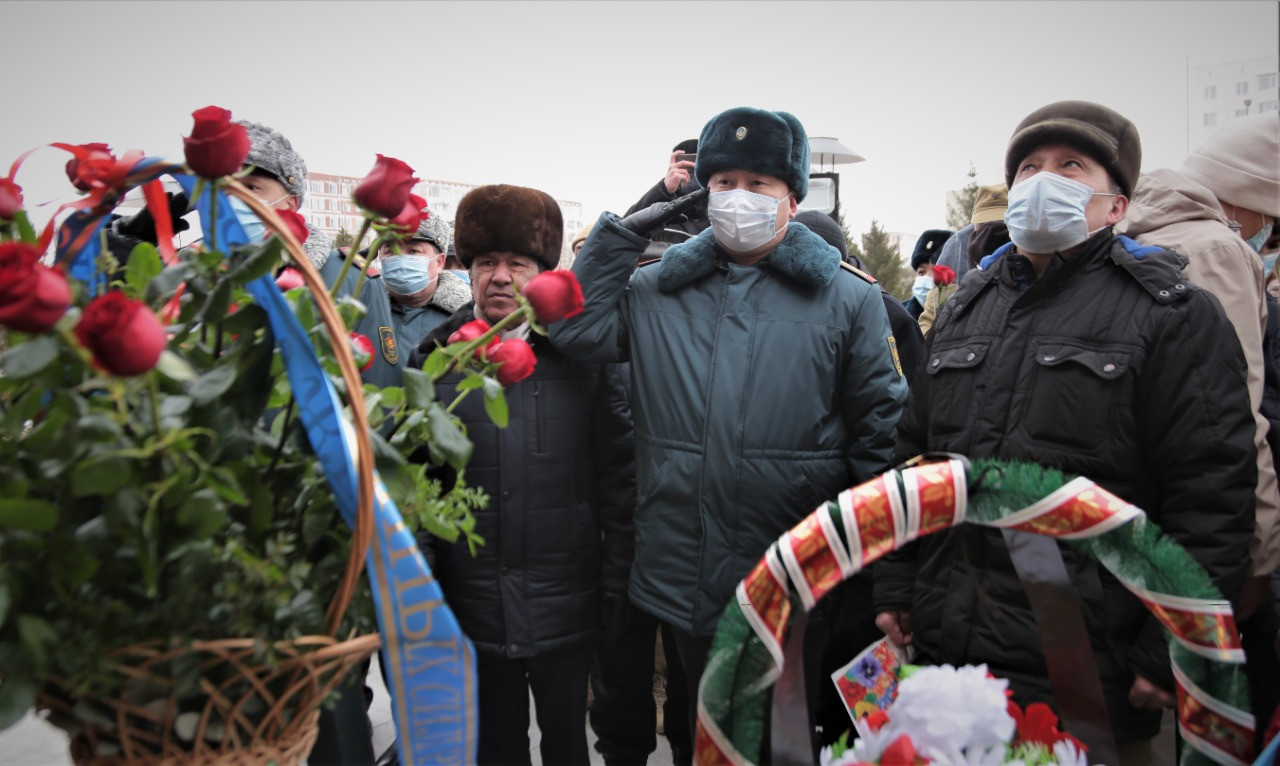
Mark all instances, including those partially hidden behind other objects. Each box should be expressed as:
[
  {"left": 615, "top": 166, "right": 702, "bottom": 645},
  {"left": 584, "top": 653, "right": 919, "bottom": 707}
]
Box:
[
  {"left": 888, "top": 335, "right": 903, "bottom": 378},
  {"left": 379, "top": 326, "right": 398, "bottom": 365}
]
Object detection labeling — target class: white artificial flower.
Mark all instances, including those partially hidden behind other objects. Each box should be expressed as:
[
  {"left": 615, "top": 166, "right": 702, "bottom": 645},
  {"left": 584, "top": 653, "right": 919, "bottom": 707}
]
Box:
[
  {"left": 846, "top": 714, "right": 905, "bottom": 763},
  {"left": 1050, "top": 740, "right": 1088, "bottom": 766},
  {"left": 888, "top": 664, "right": 1016, "bottom": 754},
  {"left": 922, "top": 743, "right": 1009, "bottom": 765}
]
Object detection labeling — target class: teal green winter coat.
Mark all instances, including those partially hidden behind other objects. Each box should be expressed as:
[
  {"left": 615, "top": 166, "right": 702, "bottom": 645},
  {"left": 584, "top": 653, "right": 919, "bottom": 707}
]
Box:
[{"left": 550, "top": 213, "right": 907, "bottom": 635}]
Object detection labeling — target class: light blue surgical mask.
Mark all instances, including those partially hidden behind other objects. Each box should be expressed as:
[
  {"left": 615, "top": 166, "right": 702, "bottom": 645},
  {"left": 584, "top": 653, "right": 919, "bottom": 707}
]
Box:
[
  {"left": 228, "top": 194, "right": 267, "bottom": 242},
  {"left": 1245, "top": 222, "right": 1274, "bottom": 254},
  {"left": 912, "top": 274, "right": 934, "bottom": 304},
  {"left": 381, "top": 254, "right": 438, "bottom": 295},
  {"left": 1006, "top": 172, "right": 1116, "bottom": 254}
]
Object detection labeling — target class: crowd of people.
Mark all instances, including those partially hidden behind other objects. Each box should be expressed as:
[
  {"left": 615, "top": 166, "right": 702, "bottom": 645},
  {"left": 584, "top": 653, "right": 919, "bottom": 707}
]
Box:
[{"left": 118, "top": 100, "right": 1279, "bottom": 765}]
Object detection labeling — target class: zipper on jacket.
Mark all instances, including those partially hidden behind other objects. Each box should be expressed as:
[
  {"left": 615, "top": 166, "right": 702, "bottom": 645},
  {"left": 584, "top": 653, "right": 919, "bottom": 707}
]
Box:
[{"left": 533, "top": 381, "right": 545, "bottom": 453}]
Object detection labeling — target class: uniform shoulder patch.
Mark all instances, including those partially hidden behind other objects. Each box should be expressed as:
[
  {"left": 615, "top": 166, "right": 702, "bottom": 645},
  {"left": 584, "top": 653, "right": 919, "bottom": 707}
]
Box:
[
  {"left": 839, "top": 260, "right": 878, "bottom": 284},
  {"left": 379, "top": 325, "right": 398, "bottom": 365}
]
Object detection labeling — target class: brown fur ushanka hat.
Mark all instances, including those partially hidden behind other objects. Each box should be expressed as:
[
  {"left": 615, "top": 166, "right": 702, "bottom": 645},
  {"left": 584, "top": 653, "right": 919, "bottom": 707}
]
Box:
[{"left": 453, "top": 184, "right": 563, "bottom": 269}]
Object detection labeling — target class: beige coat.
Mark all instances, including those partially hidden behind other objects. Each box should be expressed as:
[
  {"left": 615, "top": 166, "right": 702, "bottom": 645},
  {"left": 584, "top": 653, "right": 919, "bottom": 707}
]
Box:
[{"left": 1119, "top": 168, "right": 1280, "bottom": 575}]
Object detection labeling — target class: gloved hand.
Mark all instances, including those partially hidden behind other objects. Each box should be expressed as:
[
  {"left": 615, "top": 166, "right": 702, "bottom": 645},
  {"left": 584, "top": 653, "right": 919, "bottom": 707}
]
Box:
[
  {"left": 599, "top": 590, "right": 633, "bottom": 642},
  {"left": 115, "top": 192, "right": 191, "bottom": 244},
  {"left": 618, "top": 188, "right": 707, "bottom": 237}
]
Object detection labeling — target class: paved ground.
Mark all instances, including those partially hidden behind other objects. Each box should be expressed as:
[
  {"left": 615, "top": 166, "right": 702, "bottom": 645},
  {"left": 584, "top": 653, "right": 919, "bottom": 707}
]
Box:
[{"left": 0, "top": 655, "right": 676, "bottom": 765}]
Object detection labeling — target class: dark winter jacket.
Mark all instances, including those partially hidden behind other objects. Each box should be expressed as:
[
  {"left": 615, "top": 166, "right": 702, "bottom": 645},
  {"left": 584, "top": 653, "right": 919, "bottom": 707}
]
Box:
[
  {"left": 413, "top": 305, "right": 636, "bottom": 658},
  {"left": 876, "top": 230, "right": 1256, "bottom": 742},
  {"left": 624, "top": 179, "right": 710, "bottom": 246},
  {"left": 550, "top": 213, "right": 907, "bottom": 635}
]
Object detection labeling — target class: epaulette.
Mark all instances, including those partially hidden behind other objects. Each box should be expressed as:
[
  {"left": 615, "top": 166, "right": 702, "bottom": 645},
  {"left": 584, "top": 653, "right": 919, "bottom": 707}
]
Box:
[
  {"left": 1112, "top": 235, "right": 1190, "bottom": 305},
  {"left": 636, "top": 257, "right": 662, "bottom": 269},
  {"left": 838, "top": 260, "right": 877, "bottom": 284}
]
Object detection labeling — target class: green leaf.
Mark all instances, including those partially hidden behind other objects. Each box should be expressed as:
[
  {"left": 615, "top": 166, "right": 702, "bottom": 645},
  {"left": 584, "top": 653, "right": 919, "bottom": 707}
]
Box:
[
  {"left": 197, "top": 279, "right": 233, "bottom": 323},
  {"left": 188, "top": 365, "right": 237, "bottom": 405},
  {"left": 0, "top": 577, "right": 9, "bottom": 628},
  {"left": 248, "top": 483, "right": 273, "bottom": 534},
  {"left": 0, "top": 335, "right": 60, "bottom": 379},
  {"left": 457, "top": 372, "right": 484, "bottom": 391},
  {"left": 17, "top": 615, "right": 56, "bottom": 670},
  {"left": 402, "top": 367, "right": 435, "bottom": 408},
  {"left": 204, "top": 466, "right": 249, "bottom": 505},
  {"left": 427, "top": 406, "right": 472, "bottom": 469},
  {"left": 379, "top": 387, "right": 404, "bottom": 410},
  {"left": 155, "top": 350, "right": 198, "bottom": 382},
  {"left": 0, "top": 677, "right": 36, "bottom": 730},
  {"left": 176, "top": 489, "right": 226, "bottom": 541},
  {"left": 0, "top": 499, "right": 57, "bottom": 531},
  {"left": 49, "top": 541, "right": 99, "bottom": 588},
  {"left": 482, "top": 386, "right": 509, "bottom": 428},
  {"left": 229, "top": 237, "right": 283, "bottom": 285},
  {"left": 71, "top": 457, "right": 134, "bottom": 498},
  {"left": 144, "top": 261, "right": 193, "bottom": 305},
  {"left": 124, "top": 242, "right": 164, "bottom": 300},
  {"left": 12, "top": 209, "right": 37, "bottom": 244},
  {"left": 421, "top": 348, "right": 449, "bottom": 378}
]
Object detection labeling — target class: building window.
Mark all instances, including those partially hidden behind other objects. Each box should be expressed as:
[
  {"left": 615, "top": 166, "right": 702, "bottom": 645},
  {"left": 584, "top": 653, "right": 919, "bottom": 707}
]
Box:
[
  {"left": 1237, "top": 81, "right": 1249, "bottom": 95},
  {"left": 1237, "top": 108, "right": 1250, "bottom": 117},
  {"left": 1203, "top": 112, "right": 1217, "bottom": 127},
  {"left": 1261, "top": 100, "right": 1280, "bottom": 113},
  {"left": 1260, "top": 73, "right": 1278, "bottom": 89},
  {"left": 1204, "top": 85, "right": 1216, "bottom": 99}
]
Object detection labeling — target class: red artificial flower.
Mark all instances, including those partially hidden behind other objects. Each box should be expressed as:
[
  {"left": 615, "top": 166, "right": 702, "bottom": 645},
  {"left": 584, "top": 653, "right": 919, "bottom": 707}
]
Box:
[
  {"left": 352, "top": 154, "right": 419, "bottom": 219},
  {"left": 74, "top": 291, "right": 166, "bottom": 376},
  {"left": 1, "top": 178, "right": 25, "bottom": 219},
  {"left": 931, "top": 264, "right": 956, "bottom": 286},
  {"left": 521, "top": 270, "right": 584, "bottom": 325},
  {"left": 275, "top": 267, "right": 305, "bottom": 291},
  {"left": 183, "top": 106, "right": 251, "bottom": 179},
  {"left": 864, "top": 709, "right": 890, "bottom": 732},
  {"left": 447, "top": 319, "right": 501, "bottom": 360},
  {"left": 0, "top": 242, "right": 71, "bottom": 333},
  {"left": 490, "top": 338, "right": 536, "bottom": 386},
  {"left": 271, "top": 209, "right": 310, "bottom": 245},
  {"left": 879, "top": 734, "right": 924, "bottom": 766},
  {"left": 387, "top": 194, "right": 428, "bottom": 235},
  {"left": 63, "top": 142, "right": 116, "bottom": 192},
  {"left": 1010, "top": 702, "right": 1086, "bottom": 751},
  {"left": 350, "top": 331, "right": 375, "bottom": 372}
]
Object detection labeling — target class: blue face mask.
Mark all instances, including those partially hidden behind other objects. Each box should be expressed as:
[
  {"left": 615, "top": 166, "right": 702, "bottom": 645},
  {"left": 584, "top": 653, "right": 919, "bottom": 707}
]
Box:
[
  {"left": 1245, "top": 222, "right": 1274, "bottom": 254},
  {"left": 228, "top": 194, "right": 267, "bottom": 242},
  {"left": 381, "top": 254, "right": 437, "bottom": 295}
]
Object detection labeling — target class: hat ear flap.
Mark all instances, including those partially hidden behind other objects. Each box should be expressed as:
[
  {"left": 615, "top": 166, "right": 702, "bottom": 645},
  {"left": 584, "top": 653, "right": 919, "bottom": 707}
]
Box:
[{"left": 778, "top": 111, "right": 810, "bottom": 198}]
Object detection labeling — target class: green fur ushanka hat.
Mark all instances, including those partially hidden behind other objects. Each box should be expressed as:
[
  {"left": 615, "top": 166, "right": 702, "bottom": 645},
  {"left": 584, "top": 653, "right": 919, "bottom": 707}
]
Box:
[{"left": 695, "top": 107, "right": 811, "bottom": 201}]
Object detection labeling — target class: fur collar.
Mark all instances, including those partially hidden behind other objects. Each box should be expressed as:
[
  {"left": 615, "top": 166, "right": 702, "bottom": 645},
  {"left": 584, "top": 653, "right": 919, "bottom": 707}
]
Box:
[
  {"left": 302, "top": 223, "right": 333, "bottom": 270},
  {"left": 431, "top": 270, "right": 472, "bottom": 315},
  {"left": 657, "top": 222, "right": 840, "bottom": 292}
]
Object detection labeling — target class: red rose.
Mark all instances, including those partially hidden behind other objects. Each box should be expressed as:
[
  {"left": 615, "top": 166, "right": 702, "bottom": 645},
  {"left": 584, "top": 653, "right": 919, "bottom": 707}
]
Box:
[
  {"left": 387, "top": 194, "right": 428, "bottom": 235},
  {"left": 183, "top": 106, "right": 251, "bottom": 179},
  {"left": 271, "top": 209, "right": 310, "bottom": 245},
  {"left": 0, "top": 242, "right": 71, "bottom": 333},
  {"left": 489, "top": 338, "right": 536, "bottom": 386},
  {"left": 352, "top": 154, "right": 419, "bottom": 219},
  {"left": 64, "top": 143, "right": 115, "bottom": 192},
  {"left": 275, "top": 267, "right": 305, "bottom": 291},
  {"left": 878, "top": 735, "right": 920, "bottom": 766},
  {"left": 0, "top": 178, "right": 23, "bottom": 220},
  {"left": 74, "top": 291, "right": 166, "bottom": 376},
  {"left": 521, "top": 270, "right": 584, "bottom": 324},
  {"left": 447, "top": 319, "right": 500, "bottom": 360},
  {"left": 864, "top": 709, "right": 890, "bottom": 732},
  {"left": 350, "top": 331, "right": 375, "bottom": 372},
  {"left": 931, "top": 264, "right": 956, "bottom": 286}
]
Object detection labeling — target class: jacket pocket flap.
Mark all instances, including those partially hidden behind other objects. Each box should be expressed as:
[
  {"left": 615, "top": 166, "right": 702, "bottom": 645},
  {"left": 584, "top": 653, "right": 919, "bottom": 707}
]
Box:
[
  {"left": 926, "top": 342, "right": 990, "bottom": 375},
  {"left": 1035, "top": 343, "right": 1131, "bottom": 379}
]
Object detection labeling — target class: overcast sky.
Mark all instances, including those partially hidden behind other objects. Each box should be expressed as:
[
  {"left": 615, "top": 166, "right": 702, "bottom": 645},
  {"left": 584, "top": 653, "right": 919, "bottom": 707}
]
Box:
[{"left": 3, "top": 0, "right": 1277, "bottom": 248}]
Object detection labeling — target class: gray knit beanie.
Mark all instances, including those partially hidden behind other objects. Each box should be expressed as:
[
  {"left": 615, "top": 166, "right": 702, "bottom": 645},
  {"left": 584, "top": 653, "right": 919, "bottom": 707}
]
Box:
[
  {"left": 1180, "top": 112, "right": 1280, "bottom": 218},
  {"left": 412, "top": 213, "right": 451, "bottom": 254},
  {"left": 234, "top": 120, "right": 308, "bottom": 205}
]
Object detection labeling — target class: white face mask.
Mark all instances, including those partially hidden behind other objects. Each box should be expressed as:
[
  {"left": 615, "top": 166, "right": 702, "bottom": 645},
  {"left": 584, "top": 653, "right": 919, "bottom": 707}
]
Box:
[
  {"left": 708, "top": 189, "right": 787, "bottom": 253},
  {"left": 912, "top": 274, "right": 934, "bottom": 303},
  {"left": 1005, "top": 172, "right": 1109, "bottom": 254}
]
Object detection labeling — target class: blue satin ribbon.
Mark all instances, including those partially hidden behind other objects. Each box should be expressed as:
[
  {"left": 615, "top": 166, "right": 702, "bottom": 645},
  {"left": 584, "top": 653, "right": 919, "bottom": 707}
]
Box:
[{"left": 57, "top": 161, "right": 477, "bottom": 765}]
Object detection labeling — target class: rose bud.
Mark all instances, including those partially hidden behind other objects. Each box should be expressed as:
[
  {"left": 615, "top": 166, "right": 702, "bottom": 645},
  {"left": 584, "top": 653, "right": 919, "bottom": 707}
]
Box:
[
  {"left": 271, "top": 209, "right": 310, "bottom": 245},
  {"left": 183, "top": 106, "right": 251, "bottom": 179},
  {"left": 447, "top": 318, "right": 500, "bottom": 360},
  {"left": 350, "top": 331, "right": 375, "bottom": 372},
  {"left": 64, "top": 142, "right": 114, "bottom": 192},
  {"left": 352, "top": 154, "right": 419, "bottom": 219},
  {"left": 521, "top": 270, "right": 584, "bottom": 324},
  {"left": 274, "top": 267, "right": 306, "bottom": 291},
  {"left": 387, "top": 194, "right": 427, "bottom": 236},
  {"left": 0, "top": 178, "right": 23, "bottom": 220},
  {"left": 0, "top": 242, "right": 72, "bottom": 333},
  {"left": 74, "top": 291, "right": 166, "bottom": 376},
  {"left": 489, "top": 338, "right": 536, "bottom": 386}
]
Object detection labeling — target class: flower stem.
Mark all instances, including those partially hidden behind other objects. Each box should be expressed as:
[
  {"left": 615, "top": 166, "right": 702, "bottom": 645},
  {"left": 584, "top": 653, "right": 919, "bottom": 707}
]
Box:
[
  {"left": 445, "top": 388, "right": 472, "bottom": 414},
  {"left": 329, "top": 216, "right": 374, "bottom": 301},
  {"left": 208, "top": 184, "right": 218, "bottom": 256},
  {"left": 267, "top": 398, "right": 296, "bottom": 475},
  {"left": 352, "top": 234, "right": 386, "bottom": 300},
  {"left": 433, "top": 306, "right": 531, "bottom": 381},
  {"left": 146, "top": 373, "right": 163, "bottom": 439}
]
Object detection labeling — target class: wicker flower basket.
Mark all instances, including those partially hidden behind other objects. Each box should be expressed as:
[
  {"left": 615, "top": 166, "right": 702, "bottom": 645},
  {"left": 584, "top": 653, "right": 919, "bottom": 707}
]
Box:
[{"left": 35, "top": 183, "right": 382, "bottom": 765}]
